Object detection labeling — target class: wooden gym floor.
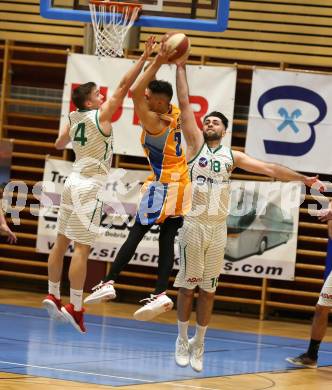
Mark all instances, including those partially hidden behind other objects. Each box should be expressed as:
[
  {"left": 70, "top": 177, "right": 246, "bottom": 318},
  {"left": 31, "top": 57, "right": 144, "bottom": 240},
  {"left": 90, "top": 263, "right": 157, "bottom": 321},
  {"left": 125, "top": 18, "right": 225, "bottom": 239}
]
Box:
[{"left": 0, "top": 289, "right": 332, "bottom": 390}]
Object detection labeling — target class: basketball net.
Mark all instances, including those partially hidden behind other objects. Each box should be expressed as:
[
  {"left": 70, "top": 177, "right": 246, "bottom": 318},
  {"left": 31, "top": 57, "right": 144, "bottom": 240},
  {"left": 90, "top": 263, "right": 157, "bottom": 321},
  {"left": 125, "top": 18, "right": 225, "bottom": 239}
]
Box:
[{"left": 89, "top": 1, "right": 141, "bottom": 57}]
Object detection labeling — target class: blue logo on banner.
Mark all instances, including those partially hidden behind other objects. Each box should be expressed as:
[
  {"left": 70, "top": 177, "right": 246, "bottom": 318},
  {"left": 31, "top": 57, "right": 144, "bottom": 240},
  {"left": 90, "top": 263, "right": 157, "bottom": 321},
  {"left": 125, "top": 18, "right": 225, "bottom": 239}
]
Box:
[
  {"left": 257, "top": 86, "right": 327, "bottom": 156},
  {"left": 277, "top": 108, "right": 302, "bottom": 133}
]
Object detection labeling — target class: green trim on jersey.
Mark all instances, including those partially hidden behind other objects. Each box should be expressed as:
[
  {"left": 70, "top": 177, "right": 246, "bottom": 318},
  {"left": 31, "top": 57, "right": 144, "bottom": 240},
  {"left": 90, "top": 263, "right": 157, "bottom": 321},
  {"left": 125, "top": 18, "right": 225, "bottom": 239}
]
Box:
[
  {"left": 229, "top": 148, "right": 234, "bottom": 164},
  {"left": 89, "top": 199, "right": 101, "bottom": 230},
  {"left": 189, "top": 161, "right": 196, "bottom": 182},
  {"left": 78, "top": 108, "right": 93, "bottom": 112},
  {"left": 181, "top": 243, "right": 188, "bottom": 273},
  {"left": 187, "top": 142, "right": 205, "bottom": 164},
  {"left": 207, "top": 143, "right": 223, "bottom": 154},
  {"left": 103, "top": 141, "right": 109, "bottom": 161},
  {"left": 99, "top": 200, "right": 104, "bottom": 228},
  {"left": 68, "top": 114, "right": 71, "bottom": 127},
  {"left": 95, "top": 110, "right": 111, "bottom": 138}
]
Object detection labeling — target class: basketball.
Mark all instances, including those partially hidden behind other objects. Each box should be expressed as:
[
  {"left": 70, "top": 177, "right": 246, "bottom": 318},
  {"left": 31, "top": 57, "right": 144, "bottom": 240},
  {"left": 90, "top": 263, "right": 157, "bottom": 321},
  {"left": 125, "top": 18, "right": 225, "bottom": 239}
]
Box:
[{"left": 161, "top": 32, "right": 191, "bottom": 63}]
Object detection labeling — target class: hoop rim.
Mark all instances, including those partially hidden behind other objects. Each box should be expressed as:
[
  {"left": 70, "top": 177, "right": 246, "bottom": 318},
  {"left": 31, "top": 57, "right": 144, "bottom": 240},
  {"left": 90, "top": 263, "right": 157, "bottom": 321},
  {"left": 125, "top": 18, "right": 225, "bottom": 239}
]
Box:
[{"left": 89, "top": 1, "right": 143, "bottom": 11}]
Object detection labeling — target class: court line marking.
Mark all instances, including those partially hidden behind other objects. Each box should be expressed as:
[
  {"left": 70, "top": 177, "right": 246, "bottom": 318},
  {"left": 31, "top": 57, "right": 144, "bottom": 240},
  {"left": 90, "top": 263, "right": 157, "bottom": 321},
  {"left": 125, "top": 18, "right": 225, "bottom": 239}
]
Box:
[
  {"left": 2, "top": 309, "right": 332, "bottom": 353},
  {"left": 0, "top": 360, "right": 153, "bottom": 383},
  {"left": 0, "top": 361, "right": 221, "bottom": 389},
  {"left": 285, "top": 345, "right": 332, "bottom": 354},
  {"left": 3, "top": 310, "right": 332, "bottom": 357},
  {"left": 0, "top": 310, "right": 308, "bottom": 348},
  {"left": 162, "top": 383, "right": 222, "bottom": 390},
  {"left": 1, "top": 308, "right": 331, "bottom": 388}
]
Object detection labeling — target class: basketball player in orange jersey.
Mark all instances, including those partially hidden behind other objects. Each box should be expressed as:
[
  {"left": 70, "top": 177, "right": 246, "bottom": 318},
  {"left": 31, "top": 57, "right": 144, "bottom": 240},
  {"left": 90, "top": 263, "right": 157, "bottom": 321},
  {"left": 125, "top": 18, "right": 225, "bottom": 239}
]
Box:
[
  {"left": 84, "top": 42, "right": 191, "bottom": 321},
  {"left": 42, "top": 37, "right": 156, "bottom": 333}
]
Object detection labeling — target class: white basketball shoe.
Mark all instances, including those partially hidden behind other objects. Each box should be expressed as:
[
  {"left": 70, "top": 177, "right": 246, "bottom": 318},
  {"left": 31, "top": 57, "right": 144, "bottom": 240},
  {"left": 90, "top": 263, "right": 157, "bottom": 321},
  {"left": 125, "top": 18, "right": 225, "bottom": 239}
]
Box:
[
  {"left": 84, "top": 281, "right": 116, "bottom": 304},
  {"left": 175, "top": 336, "right": 190, "bottom": 367},
  {"left": 189, "top": 338, "right": 204, "bottom": 372},
  {"left": 133, "top": 292, "right": 173, "bottom": 321}
]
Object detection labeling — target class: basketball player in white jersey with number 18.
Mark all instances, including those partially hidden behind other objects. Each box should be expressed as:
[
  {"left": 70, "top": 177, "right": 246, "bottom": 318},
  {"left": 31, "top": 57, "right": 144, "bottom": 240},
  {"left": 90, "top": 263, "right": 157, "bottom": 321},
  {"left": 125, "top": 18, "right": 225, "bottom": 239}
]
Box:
[
  {"left": 173, "top": 62, "right": 326, "bottom": 372},
  {"left": 42, "top": 37, "right": 156, "bottom": 334}
]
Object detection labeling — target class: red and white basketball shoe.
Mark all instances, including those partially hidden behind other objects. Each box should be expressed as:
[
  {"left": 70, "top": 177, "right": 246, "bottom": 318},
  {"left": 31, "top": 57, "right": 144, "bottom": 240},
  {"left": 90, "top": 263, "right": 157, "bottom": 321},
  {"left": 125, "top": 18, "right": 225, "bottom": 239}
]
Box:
[
  {"left": 42, "top": 294, "right": 66, "bottom": 322},
  {"left": 61, "top": 303, "right": 86, "bottom": 334}
]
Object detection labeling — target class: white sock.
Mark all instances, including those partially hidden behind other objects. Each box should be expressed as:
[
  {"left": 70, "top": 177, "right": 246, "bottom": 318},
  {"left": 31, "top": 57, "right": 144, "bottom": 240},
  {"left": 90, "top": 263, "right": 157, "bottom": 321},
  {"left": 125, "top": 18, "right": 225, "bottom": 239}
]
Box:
[
  {"left": 70, "top": 288, "right": 83, "bottom": 311},
  {"left": 48, "top": 280, "right": 60, "bottom": 300},
  {"left": 178, "top": 320, "right": 189, "bottom": 341},
  {"left": 194, "top": 324, "right": 208, "bottom": 345}
]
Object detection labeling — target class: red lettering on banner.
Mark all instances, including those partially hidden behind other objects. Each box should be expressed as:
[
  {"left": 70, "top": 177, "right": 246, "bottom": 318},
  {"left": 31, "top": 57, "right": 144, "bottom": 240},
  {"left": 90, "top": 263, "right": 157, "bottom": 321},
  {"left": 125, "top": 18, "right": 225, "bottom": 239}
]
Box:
[
  {"left": 70, "top": 83, "right": 80, "bottom": 112},
  {"left": 320, "top": 292, "right": 332, "bottom": 300},
  {"left": 67, "top": 89, "right": 208, "bottom": 127},
  {"left": 106, "top": 91, "right": 139, "bottom": 124},
  {"left": 189, "top": 95, "right": 208, "bottom": 128},
  {"left": 69, "top": 83, "right": 108, "bottom": 112},
  {"left": 111, "top": 105, "right": 123, "bottom": 122}
]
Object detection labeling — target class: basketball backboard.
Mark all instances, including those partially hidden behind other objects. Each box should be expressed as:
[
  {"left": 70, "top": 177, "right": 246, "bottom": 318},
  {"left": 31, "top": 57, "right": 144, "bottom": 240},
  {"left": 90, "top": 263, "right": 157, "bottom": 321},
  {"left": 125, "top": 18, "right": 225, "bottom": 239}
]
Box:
[{"left": 40, "top": 0, "right": 230, "bottom": 32}]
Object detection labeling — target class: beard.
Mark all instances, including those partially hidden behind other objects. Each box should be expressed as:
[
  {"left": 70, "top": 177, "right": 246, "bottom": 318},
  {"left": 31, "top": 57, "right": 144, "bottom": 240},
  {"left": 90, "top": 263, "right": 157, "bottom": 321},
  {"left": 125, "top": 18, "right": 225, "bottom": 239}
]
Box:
[{"left": 203, "top": 131, "right": 222, "bottom": 142}]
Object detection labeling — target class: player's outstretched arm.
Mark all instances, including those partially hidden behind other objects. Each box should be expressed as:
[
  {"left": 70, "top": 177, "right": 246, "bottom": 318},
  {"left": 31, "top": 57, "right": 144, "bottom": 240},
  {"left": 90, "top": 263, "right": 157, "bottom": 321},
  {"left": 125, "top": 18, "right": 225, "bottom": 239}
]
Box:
[
  {"left": 176, "top": 63, "right": 203, "bottom": 159},
  {"left": 55, "top": 123, "right": 70, "bottom": 150},
  {"left": 317, "top": 201, "right": 332, "bottom": 223},
  {"left": 131, "top": 42, "right": 175, "bottom": 134},
  {"left": 99, "top": 36, "right": 156, "bottom": 123},
  {"left": 233, "top": 150, "right": 326, "bottom": 192},
  {"left": 0, "top": 207, "right": 17, "bottom": 244}
]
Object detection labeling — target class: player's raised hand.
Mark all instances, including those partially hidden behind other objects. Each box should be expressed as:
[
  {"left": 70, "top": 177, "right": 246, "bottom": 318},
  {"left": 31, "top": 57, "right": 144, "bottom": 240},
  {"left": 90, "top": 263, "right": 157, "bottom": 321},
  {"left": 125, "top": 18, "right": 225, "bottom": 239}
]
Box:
[
  {"left": 175, "top": 58, "right": 187, "bottom": 68},
  {"left": 303, "top": 175, "right": 326, "bottom": 193},
  {"left": 156, "top": 41, "right": 177, "bottom": 64},
  {"left": 317, "top": 208, "right": 332, "bottom": 222},
  {"left": 142, "top": 35, "right": 156, "bottom": 60}
]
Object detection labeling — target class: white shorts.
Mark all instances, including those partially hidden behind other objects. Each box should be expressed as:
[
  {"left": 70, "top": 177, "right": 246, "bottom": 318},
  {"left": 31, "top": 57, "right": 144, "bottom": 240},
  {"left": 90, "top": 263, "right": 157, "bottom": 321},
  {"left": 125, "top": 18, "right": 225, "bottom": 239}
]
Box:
[
  {"left": 57, "top": 173, "right": 104, "bottom": 246},
  {"left": 174, "top": 219, "right": 227, "bottom": 293},
  {"left": 317, "top": 270, "right": 332, "bottom": 306}
]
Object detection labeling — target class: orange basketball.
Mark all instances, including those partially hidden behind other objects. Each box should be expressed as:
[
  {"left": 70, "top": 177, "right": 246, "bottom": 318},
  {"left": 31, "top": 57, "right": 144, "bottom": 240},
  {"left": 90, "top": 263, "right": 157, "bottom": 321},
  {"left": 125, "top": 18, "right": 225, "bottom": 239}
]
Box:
[{"left": 161, "top": 32, "right": 191, "bottom": 63}]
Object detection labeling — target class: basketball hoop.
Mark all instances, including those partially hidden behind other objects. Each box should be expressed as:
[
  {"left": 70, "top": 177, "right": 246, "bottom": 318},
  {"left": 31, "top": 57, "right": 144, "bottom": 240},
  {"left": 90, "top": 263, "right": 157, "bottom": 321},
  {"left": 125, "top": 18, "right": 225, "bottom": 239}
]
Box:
[{"left": 89, "top": 1, "right": 142, "bottom": 57}]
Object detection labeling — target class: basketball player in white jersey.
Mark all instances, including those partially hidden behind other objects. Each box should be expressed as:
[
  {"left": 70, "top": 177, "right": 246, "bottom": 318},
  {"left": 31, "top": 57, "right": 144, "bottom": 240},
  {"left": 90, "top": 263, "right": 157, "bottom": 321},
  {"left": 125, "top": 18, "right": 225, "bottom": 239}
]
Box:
[
  {"left": 174, "top": 62, "right": 325, "bottom": 371},
  {"left": 42, "top": 37, "right": 155, "bottom": 333},
  {"left": 286, "top": 203, "right": 332, "bottom": 368}
]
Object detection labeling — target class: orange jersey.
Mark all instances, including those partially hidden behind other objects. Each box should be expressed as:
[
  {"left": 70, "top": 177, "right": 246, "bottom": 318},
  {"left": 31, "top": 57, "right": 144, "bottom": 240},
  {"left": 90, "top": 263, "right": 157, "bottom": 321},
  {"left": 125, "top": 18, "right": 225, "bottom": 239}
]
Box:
[
  {"left": 137, "top": 104, "right": 191, "bottom": 224},
  {"left": 141, "top": 104, "right": 189, "bottom": 184}
]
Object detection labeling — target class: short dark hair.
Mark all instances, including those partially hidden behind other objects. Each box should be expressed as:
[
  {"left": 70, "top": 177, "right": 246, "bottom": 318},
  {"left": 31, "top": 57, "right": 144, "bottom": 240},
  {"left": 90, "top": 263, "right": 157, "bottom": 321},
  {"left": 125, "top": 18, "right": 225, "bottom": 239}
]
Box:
[
  {"left": 204, "top": 111, "right": 228, "bottom": 129},
  {"left": 72, "top": 82, "right": 96, "bottom": 110},
  {"left": 148, "top": 80, "right": 173, "bottom": 101}
]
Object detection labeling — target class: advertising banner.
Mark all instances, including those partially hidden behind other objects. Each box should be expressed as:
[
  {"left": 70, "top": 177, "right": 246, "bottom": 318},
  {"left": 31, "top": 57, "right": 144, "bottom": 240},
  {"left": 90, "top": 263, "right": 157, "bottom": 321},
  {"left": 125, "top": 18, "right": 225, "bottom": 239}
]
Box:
[
  {"left": 60, "top": 53, "right": 236, "bottom": 156},
  {"left": 223, "top": 180, "right": 301, "bottom": 280},
  {"left": 37, "top": 160, "right": 300, "bottom": 280},
  {"left": 245, "top": 69, "right": 332, "bottom": 174}
]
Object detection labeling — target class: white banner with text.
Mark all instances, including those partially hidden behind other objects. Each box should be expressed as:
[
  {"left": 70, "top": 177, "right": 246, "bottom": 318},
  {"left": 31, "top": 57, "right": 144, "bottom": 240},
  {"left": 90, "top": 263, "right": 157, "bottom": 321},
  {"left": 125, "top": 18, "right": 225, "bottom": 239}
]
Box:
[
  {"left": 60, "top": 53, "right": 237, "bottom": 156},
  {"left": 37, "top": 159, "right": 300, "bottom": 280}
]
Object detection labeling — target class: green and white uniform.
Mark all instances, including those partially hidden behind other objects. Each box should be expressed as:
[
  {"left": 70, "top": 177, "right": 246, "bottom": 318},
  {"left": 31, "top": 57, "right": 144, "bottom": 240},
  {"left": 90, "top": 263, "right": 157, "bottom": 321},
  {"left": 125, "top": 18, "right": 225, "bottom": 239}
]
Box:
[
  {"left": 174, "top": 143, "right": 233, "bottom": 292},
  {"left": 57, "top": 109, "right": 112, "bottom": 246}
]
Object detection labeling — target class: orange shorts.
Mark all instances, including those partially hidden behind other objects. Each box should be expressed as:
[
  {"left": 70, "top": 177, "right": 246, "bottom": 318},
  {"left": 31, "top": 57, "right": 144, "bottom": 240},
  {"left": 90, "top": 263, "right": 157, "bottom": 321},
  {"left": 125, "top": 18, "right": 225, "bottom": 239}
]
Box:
[{"left": 135, "top": 180, "right": 191, "bottom": 225}]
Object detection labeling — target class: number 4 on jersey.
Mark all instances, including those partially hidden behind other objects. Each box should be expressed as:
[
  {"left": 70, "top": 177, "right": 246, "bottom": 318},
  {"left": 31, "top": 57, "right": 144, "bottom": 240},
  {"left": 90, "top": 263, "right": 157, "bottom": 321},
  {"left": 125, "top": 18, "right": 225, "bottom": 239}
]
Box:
[{"left": 74, "top": 123, "right": 87, "bottom": 146}]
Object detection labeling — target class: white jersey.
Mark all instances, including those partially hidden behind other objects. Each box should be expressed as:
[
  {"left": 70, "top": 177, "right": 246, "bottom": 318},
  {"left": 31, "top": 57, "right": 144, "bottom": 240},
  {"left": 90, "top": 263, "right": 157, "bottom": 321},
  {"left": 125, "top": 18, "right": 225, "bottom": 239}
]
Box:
[
  {"left": 69, "top": 109, "right": 113, "bottom": 178},
  {"left": 187, "top": 143, "right": 233, "bottom": 225}
]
